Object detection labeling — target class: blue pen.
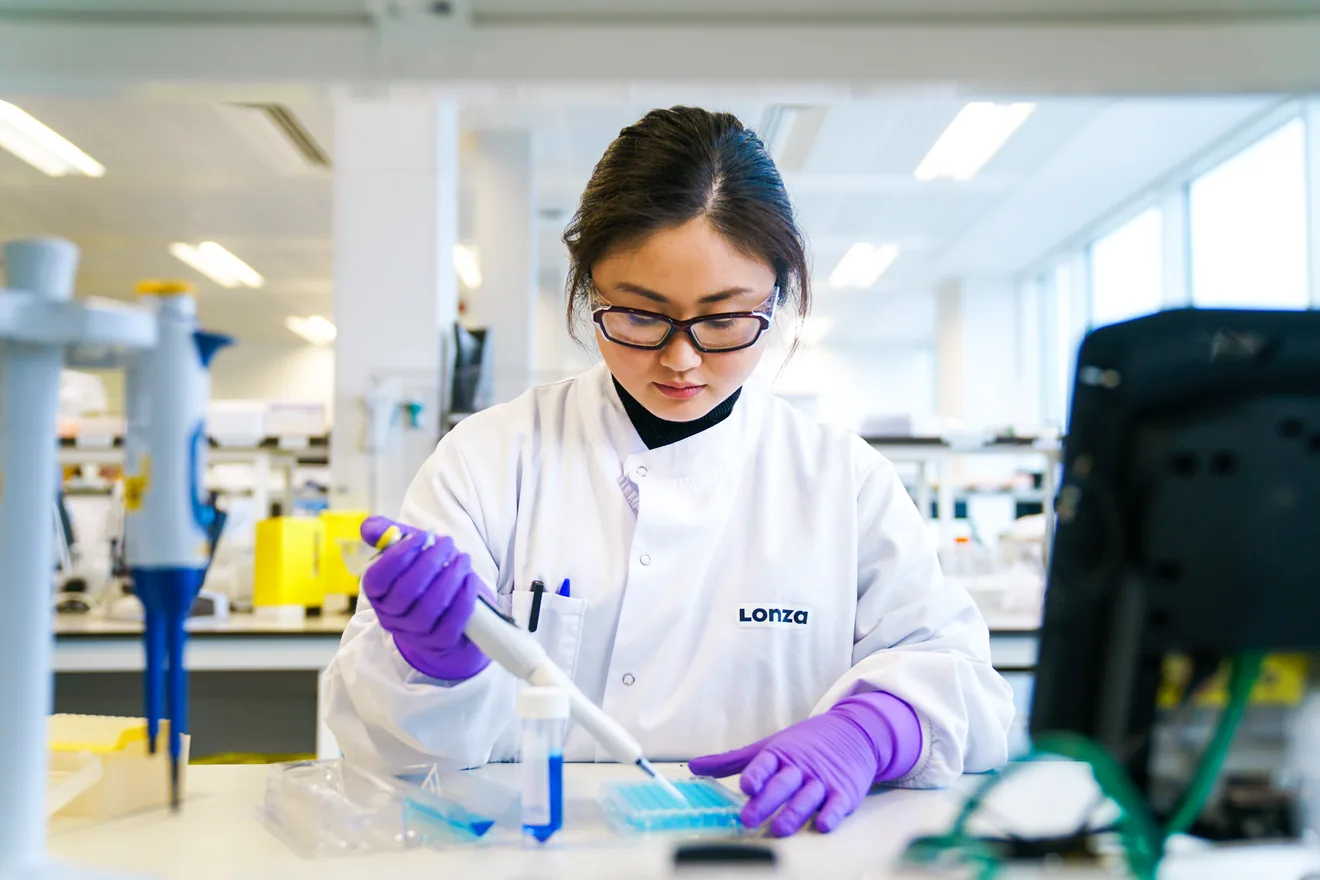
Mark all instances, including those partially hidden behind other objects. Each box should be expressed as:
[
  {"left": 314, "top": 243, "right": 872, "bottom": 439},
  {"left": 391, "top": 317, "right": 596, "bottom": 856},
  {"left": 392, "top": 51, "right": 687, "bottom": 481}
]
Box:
[{"left": 557, "top": 578, "right": 571, "bottom": 598}]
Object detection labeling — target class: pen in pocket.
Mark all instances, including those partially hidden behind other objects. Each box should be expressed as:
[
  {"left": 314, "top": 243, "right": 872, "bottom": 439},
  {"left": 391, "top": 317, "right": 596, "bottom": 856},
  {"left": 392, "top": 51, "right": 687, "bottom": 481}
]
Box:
[{"left": 528, "top": 579, "right": 545, "bottom": 632}]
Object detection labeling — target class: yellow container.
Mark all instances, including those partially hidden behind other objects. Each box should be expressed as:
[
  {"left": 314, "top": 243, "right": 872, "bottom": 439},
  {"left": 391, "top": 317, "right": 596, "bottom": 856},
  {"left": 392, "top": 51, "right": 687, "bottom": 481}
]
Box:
[
  {"left": 48, "top": 714, "right": 190, "bottom": 818},
  {"left": 1158, "top": 653, "right": 1309, "bottom": 708},
  {"left": 319, "top": 509, "right": 368, "bottom": 597},
  {"left": 253, "top": 516, "right": 323, "bottom": 609}
]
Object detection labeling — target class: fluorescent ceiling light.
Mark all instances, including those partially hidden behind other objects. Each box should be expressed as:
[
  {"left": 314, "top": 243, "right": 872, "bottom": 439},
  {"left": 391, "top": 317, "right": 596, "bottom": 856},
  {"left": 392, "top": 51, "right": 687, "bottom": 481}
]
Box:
[
  {"left": 828, "top": 243, "right": 900, "bottom": 289},
  {"left": 0, "top": 100, "right": 105, "bottom": 178},
  {"left": 169, "top": 242, "right": 264, "bottom": 289},
  {"left": 914, "top": 102, "right": 1035, "bottom": 182},
  {"left": 453, "top": 243, "right": 482, "bottom": 289},
  {"left": 801, "top": 316, "right": 833, "bottom": 346},
  {"left": 285, "top": 315, "right": 337, "bottom": 346}
]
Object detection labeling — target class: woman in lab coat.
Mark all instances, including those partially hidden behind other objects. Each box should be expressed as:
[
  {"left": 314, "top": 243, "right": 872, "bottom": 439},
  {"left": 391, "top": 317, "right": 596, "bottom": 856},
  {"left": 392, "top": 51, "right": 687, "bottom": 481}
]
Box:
[{"left": 324, "top": 106, "right": 1015, "bottom": 837}]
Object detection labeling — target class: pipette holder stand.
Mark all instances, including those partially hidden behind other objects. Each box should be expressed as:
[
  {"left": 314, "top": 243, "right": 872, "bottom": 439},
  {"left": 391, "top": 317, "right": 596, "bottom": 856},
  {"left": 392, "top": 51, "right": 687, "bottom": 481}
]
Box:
[{"left": 0, "top": 237, "right": 215, "bottom": 879}]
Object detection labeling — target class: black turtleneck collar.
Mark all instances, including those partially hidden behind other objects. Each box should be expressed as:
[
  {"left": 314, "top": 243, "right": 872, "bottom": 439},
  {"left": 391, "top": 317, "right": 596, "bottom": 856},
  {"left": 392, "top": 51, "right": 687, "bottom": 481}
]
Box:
[{"left": 612, "top": 377, "right": 741, "bottom": 450}]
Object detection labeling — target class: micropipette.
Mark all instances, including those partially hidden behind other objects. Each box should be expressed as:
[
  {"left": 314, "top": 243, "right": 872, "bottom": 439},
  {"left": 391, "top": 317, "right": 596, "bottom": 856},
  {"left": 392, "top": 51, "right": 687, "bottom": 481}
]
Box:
[
  {"left": 123, "top": 282, "right": 231, "bottom": 810},
  {"left": 372, "top": 528, "right": 685, "bottom": 803}
]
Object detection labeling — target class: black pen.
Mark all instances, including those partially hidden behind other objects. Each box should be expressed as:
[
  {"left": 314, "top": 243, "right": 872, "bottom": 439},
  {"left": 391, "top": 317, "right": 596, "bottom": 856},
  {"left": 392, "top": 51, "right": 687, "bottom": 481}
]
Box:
[{"left": 528, "top": 579, "right": 545, "bottom": 632}]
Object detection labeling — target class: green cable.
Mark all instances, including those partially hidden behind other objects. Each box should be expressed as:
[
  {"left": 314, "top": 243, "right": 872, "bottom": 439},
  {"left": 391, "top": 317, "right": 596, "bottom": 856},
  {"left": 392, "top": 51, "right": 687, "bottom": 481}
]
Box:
[
  {"left": 1162, "top": 650, "right": 1266, "bottom": 837},
  {"left": 1032, "top": 732, "right": 1163, "bottom": 880},
  {"left": 904, "top": 651, "right": 1267, "bottom": 880}
]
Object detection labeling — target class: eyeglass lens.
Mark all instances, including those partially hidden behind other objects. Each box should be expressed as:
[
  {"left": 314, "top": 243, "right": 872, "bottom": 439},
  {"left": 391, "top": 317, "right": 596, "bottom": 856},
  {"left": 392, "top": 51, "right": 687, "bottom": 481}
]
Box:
[{"left": 599, "top": 312, "right": 764, "bottom": 350}]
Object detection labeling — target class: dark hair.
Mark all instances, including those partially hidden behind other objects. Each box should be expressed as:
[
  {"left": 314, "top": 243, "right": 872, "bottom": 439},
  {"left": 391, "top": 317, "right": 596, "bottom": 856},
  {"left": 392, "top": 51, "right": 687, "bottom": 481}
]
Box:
[{"left": 562, "top": 106, "right": 810, "bottom": 348}]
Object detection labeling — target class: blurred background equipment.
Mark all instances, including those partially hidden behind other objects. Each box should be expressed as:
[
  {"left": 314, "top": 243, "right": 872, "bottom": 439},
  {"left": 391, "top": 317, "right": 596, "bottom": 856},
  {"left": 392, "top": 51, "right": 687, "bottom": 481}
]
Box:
[
  {"left": 0, "top": 236, "right": 218, "bottom": 868},
  {"left": 449, "top": 323, "right": 493, "bottom": 418},
  {"left": 1033, "top": 308, "right": 1320, "bottom": 834},
  {"left": 905, "top": 308, "right": 1320, "bottom": 877}
]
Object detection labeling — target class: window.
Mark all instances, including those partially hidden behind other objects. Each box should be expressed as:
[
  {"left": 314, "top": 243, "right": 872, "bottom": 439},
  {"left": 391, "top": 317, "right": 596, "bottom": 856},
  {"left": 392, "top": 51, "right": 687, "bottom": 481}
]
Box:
[
  {"left": 1089, "top": 206, "right": 1164, "bottom": 327},
  {"left": 1189, "top": 118, "right": 1309, "bottom": 309}
]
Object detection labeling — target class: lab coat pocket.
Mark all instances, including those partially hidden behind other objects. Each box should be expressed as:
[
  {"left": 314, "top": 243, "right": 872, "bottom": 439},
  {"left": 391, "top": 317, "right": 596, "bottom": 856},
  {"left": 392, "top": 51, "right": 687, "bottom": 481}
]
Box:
[{"left": 510, "top": 590, "right": 586, "bottom": 679}]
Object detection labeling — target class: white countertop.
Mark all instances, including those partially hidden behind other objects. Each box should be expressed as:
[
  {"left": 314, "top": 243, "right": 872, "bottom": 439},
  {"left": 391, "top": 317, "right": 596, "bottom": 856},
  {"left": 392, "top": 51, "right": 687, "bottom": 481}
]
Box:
[
  {"left": 55, "top": 611, "right": 353, "bottom": 638},
  {"left": 52, "top": 607, "right": 1038, "bottom": 676},
  {"left": 45, "top": 763, "right": 1320, "bottom": 880},
  {"left": 55, "top": 603, "right": 1040, "bottom": 638}
]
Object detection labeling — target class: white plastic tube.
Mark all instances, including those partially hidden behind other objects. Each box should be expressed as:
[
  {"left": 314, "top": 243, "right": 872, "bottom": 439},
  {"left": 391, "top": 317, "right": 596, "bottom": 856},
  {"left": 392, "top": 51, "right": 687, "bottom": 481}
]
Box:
[{"left": 0, "top": 239, "right": 76, "bottom": 870}]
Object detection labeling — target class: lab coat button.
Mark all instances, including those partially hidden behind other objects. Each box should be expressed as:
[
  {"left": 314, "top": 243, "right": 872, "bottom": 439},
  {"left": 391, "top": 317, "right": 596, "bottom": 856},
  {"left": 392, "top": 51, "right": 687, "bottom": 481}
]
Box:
[
  {"left": 622, "top": 673, "right": 636, "bottom": 686},
  {"left": 634, "top": 466, "right": 648, "bottom": 478},
  {"left": 639, "top": 554, "right": 652, "bottom": 566}
]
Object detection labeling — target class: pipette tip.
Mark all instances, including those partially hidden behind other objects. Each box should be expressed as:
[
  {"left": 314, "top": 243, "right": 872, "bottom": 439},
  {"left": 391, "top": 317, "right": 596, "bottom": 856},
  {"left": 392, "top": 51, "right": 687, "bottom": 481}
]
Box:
[
  {"left": 638, "top": 758, "right": 687, "bottom": 805},
  {"left": 170, "top": 758, "right": 180, "bottom": 812}
]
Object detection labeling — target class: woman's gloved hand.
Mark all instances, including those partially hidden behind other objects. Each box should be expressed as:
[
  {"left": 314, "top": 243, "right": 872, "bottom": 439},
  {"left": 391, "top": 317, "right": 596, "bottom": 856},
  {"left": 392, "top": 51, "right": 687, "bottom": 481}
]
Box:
[
  {"left": 359, "top": 516, "right": 492, "bottom": 681},
  {"left": 688, "top": 692, "right": 922, "bottom": 837}
]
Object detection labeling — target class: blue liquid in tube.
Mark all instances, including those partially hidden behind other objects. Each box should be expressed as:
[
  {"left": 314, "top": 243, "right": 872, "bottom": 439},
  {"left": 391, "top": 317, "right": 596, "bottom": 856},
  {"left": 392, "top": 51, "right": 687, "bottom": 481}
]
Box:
[{"left": 523, "top": 753, "right": 563, "bottom": 842}]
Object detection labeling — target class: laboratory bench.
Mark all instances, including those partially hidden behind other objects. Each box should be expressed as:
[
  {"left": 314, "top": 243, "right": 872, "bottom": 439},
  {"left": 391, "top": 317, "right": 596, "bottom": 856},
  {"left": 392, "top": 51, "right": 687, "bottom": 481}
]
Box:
[
  {"left": 47, "top": 762, "right": 1319, "bottom": 880},
  {"left": 865, "top": 434, "right": 1063, "bottom": 548},
  {"left": 53, "top": 611, "right": 351, "bottom": 761},
  {"left": 52, "top": 606, "right": 1041, "bottom": 761},
  {"left": 982, "top": 605, "right": 1042, "bottom": 673}
]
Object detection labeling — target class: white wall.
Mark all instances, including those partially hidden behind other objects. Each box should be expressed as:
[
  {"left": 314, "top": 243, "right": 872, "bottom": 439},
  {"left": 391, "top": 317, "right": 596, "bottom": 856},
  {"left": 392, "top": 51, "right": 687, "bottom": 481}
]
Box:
[
  {"left": 534, "top": 281, "right": 598, "bottom": 386},
  {"left": 78, "top": 280, "right": 1022, "bottom": 438},
  {"left": 931, "top": 276, "right": 1041, "bottom": 434},
  {"left": 959, "top": 278, "right": 1038, "bottom": 432},
  {"left": 212, "top": 343, "right": 334, "bottom": 415},
  {"left": 760, "top": 339, "right": 937, "bottom": 430},
  {"left": 87, "top": 343, "right": 334, "bottom": 418}
]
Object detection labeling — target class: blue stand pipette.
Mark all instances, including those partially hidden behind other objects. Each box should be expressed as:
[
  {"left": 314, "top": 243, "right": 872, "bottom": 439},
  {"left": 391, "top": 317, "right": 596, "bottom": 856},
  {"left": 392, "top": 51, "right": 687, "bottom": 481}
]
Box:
[{"left": 123, "top": 283, "right": 229, "bottom": 809}]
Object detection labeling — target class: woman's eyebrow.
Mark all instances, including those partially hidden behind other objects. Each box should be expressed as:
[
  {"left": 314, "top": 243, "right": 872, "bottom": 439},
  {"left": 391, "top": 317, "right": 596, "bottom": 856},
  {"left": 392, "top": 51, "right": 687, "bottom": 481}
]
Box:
[
  {"left": 612, "top": 282, "right": 670, "bottom": 304},
  {"left": 611, "top": 282, "right": 755, "bottom": 305}
]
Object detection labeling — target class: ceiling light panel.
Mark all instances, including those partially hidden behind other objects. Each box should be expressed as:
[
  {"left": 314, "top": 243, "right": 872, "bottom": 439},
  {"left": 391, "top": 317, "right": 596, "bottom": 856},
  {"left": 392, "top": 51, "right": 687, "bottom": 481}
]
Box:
[
  {"left": 285, "top": 315, "right": 337, "bottom": 346},
  {"left": 169, "top": 242, "right": 264, "bottom": 289},
  {"left": 828, "top": 243, "right": 901, "bottom": 289},
  {"left": 915, "top": 103, "right": 1035, "bottom": 182},
  {"left": 0, "top": 101, "right": 105, "bottom": 178}
]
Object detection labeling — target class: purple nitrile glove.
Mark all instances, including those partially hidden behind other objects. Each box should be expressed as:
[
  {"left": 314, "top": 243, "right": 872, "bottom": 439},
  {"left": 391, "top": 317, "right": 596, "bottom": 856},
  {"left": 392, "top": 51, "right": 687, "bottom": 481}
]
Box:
[
  {"left": 360, "top": 516, "right": 492, "bottom": 681},
  {"left": 688, "top": 692, "right": 922, "bottom": 837}
]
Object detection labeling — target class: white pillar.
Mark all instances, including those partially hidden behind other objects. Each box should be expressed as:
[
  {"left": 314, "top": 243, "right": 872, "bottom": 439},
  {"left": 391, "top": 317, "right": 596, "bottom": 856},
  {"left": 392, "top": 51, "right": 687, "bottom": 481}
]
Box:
[
  {"left": 959, "top": 278, "right": 1022, "bottom": 432},
  {"left": 1017, "top": 275, "right": 1042, "bottom": 430},
  {"left": 0, "top": 241, "right": 73, "bottom": 871},
  {"left": 331, "top": 99, "right": 460, "bottom": 516},
  {"left": 470, "top": 130, "right": 538, "bottom": 403},
  {"left": 935, "top": 278, "right": 963, "bottom": 425}
]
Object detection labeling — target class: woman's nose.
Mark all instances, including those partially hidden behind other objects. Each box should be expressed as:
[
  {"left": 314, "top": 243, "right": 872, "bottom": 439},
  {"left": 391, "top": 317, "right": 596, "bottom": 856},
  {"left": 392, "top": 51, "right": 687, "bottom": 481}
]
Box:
[{"left": 659, "top": 331, "right": 703, "bottom": 372}]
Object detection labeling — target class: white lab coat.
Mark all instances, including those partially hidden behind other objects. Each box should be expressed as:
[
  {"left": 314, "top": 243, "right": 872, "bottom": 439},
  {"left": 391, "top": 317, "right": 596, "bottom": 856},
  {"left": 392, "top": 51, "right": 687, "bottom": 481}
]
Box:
[{"left": 324, "top": 363, "right": 1014, "bottom": 787}]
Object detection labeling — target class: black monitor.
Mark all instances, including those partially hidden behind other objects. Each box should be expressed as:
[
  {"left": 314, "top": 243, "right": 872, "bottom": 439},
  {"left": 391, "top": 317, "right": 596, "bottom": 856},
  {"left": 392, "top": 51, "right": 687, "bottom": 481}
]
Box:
[
  {"left": 450, "top": 323, "right": 493, "bottom": 415},
  {"left": 1030, "top": 308, "right": 1320, "bottom": 795}
]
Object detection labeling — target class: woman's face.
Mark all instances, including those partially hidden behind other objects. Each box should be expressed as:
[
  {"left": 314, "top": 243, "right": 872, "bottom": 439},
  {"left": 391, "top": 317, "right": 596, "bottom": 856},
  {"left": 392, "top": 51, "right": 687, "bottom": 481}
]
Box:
[{"left": 592, "top": 216, "right": 778, "bottom": 422}]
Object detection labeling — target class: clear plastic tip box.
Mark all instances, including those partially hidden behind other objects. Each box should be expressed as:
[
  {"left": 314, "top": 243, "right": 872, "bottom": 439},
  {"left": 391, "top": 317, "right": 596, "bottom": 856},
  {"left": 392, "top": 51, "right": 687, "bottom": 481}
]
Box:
[
  {"left": 599, "top": 778, "right": 746, "bottom": 835},
  {"left": 261, "top": 760, "right": 517, "bottom": 857}
]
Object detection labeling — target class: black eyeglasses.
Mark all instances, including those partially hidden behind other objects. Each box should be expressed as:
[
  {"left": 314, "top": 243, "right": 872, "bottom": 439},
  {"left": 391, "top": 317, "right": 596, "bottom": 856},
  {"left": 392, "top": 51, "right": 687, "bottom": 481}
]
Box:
[{"left": 591, "top": 287, "right": 779, "bottom": 353}]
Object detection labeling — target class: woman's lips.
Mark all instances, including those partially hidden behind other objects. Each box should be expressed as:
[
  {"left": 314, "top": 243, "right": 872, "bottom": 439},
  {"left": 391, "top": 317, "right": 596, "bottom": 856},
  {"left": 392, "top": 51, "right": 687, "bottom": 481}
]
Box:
[{"left": 654, "top": 382, "right": 705, "bottom": 400}]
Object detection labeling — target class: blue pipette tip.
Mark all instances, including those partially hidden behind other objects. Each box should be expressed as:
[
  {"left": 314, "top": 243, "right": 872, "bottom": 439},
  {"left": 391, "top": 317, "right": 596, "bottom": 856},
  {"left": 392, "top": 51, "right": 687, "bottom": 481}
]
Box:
[
  {"left": 170, "top": 758, "right": 180, "bottom": 812},
  {"left": 141, "top": 604, "right": 164, "bottom": 754},
  {"left": 637, "top": 758, "right": 687, "bottom": 805}
]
